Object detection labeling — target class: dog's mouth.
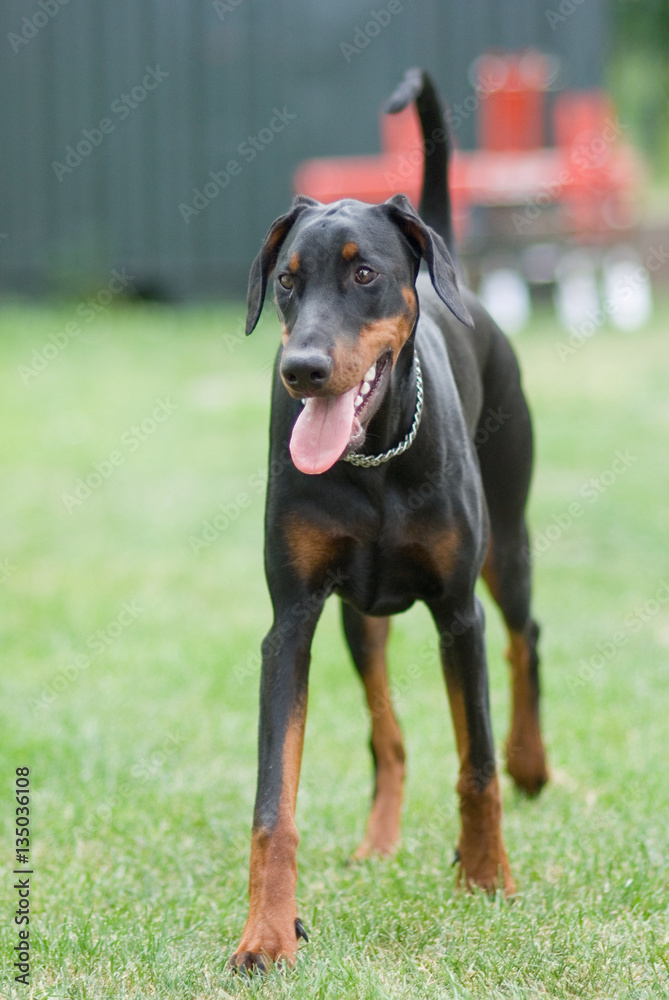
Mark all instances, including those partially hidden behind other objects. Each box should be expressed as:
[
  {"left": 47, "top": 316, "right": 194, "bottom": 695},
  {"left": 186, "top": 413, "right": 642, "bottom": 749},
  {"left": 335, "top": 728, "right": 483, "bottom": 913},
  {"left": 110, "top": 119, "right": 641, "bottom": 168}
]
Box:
[{"left": 289, "top": 353, "right": 392, "bottom": 475}]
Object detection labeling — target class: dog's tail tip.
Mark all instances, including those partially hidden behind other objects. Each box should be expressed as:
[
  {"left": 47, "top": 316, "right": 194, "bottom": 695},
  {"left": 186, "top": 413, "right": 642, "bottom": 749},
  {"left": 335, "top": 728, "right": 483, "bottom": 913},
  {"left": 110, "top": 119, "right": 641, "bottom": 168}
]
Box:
[{"left": 383, "top": 67, "right": 425, "bottom": 115}]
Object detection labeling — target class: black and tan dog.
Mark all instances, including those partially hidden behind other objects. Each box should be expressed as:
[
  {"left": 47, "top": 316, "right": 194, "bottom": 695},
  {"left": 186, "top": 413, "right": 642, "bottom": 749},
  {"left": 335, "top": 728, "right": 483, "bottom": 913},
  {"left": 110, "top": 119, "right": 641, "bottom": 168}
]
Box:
[{"left": 231, "top": 69, "right": 548, "bottom": 972}]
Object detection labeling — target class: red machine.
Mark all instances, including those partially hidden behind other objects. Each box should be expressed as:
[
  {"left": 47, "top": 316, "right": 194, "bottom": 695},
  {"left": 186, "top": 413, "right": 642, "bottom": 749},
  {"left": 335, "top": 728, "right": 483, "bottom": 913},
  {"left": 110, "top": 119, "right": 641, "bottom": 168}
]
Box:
[{"left": 294, "top": 52, "right": 642, "bottom": 251}]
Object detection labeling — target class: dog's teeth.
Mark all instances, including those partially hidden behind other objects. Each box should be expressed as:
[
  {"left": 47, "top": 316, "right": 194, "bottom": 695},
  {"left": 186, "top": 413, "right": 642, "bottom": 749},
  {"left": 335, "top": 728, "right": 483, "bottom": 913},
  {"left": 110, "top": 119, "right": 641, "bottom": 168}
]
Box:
[
  {"left": 361, "top": 382, "right": 371, "bottom": 395},
  {"left": 354, "top": 394, "right": 363, "bottom": 407},
  {"left": 364, "top": 364, "right": 376, "bottom": 381}
]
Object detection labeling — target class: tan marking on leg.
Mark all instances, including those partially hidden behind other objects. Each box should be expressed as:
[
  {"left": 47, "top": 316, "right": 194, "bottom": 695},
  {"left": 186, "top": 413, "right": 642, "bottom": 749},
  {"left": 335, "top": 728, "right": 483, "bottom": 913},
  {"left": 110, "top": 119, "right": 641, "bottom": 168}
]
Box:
[
  {"left": 353, "top": 617, "right": 406, "bottom": 859},
  {"left": 284, "top": 515, "right": 344, "bottom": 582},
  {"left": 505, "top": 629, "right": 548, "bottom": 796},
  {"left": 444, "top": 668, "right": 514, "bottom": 894},
  {"left": 444, "top": 678, "right": 469, "bottom": 765},
  {"left": 231, "top": 703, "right": 307, "bottom": 970},
  {"left": 456, "top": 766, "right": 515, "bottom": 895},
  {"left": 289, "top": 251, "right": 300, "bottom": 274},
  {"left": 342, "top": 241, "right": 358, "bottom": 261},
  {"left": 481, "top": 541, "right": 501, "bottom": 604}
]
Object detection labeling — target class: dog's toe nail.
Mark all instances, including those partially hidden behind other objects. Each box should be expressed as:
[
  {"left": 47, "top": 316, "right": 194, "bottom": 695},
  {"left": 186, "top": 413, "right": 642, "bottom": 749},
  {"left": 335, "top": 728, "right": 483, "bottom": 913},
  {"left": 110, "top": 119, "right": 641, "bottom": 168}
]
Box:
[{"left": 295, "top": 917, "right": 309, "bottom": 943}]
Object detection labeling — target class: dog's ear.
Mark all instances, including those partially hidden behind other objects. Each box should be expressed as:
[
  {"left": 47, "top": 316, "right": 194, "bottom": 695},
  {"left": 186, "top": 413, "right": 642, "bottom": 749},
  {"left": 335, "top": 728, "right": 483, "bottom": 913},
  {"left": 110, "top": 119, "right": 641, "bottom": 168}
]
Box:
[
  {"left": 384, "top": 194, "right": 473, "bottom": 328},
  {"left": 246, "top": 196, "right": 319, "bottom": 335}
]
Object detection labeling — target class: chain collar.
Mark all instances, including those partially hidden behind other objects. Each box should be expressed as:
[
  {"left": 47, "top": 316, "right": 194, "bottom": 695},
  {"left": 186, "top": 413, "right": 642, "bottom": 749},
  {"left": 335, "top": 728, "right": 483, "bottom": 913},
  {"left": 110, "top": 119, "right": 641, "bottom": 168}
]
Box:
[{"left": 343, "top": 355, "right": 423, "bottom": 468}]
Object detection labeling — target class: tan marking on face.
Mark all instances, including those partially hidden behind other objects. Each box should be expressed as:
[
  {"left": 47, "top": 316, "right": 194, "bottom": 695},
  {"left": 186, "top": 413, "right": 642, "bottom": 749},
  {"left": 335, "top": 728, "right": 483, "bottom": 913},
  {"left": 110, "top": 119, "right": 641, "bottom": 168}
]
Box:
[
  {"left": 326, "top": 310, "right": 416, "bottom": 396},
  {"left": 232, "top": 699, "right": 306, "bottom": 969},
  {"left": 288, "top": 251, "right": 300, "bottom": 274},
  {"left": 281, "top": 323, "right": 290, "bottom": 347},
  {"left": 284, "top": 515, "right": 344, "bottom": 581},
  {"left": 402, "top": 286, "right": 417, "bottom": 311},
  {"left": 342, "top": 241, "right": 359, "bottom": 261}
]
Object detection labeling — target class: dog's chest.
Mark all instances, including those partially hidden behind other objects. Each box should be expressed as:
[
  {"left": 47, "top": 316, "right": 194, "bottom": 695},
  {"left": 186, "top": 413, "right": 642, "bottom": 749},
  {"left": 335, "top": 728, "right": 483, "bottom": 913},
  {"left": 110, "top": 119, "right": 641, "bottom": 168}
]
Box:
[{"left": 329, "top": 492, "right": 470, "bottom": 615}]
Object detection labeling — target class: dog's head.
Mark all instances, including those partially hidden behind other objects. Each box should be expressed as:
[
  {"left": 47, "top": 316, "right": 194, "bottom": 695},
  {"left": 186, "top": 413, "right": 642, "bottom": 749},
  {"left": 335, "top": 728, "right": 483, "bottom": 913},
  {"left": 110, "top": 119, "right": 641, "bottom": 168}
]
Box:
[{"left": 246, "top": 194, "right": 472, "bottom": 474}]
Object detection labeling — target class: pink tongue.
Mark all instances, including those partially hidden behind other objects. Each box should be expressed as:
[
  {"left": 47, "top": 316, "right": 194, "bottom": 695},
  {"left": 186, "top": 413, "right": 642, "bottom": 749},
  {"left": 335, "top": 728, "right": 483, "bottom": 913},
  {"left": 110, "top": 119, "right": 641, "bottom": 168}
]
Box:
[{"left": 289, "top": 386, "right": 358, "bottom": 475}]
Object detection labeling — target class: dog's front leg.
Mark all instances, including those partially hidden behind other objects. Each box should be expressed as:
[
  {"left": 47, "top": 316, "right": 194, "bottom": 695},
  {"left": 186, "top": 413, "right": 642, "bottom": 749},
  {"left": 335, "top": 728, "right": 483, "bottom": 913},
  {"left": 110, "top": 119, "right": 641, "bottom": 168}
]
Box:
[
  {"left": 430, "top": 595, "right": 515, "bottom": 895},
  {"left": 230, "top": 591, "right": 324, "bottom": 973}
]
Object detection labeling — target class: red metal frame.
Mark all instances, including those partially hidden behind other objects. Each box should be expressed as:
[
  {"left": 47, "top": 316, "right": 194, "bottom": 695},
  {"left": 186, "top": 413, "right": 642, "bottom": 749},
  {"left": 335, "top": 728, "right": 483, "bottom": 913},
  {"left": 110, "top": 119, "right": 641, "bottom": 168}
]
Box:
[{"left": 293, "top": 53, "right": 642, "bottom": 247}]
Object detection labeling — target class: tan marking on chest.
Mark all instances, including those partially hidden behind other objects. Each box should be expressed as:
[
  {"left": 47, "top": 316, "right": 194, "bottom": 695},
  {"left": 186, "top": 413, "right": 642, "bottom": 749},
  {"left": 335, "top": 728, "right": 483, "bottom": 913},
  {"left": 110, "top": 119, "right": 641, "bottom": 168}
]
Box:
[
  {"left": 431, "top": 526, "right": 461, "bottom": 575},
  {"left": 403, "top": 525, "right": 461, "bottom": 578},
  {"left": 284, "top": 515, "right": 345, "bottom": 581}
]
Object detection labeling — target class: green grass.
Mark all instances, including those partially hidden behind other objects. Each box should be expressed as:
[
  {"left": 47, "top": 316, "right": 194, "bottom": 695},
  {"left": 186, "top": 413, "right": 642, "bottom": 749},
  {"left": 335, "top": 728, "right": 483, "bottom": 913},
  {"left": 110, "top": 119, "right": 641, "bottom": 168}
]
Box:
[{"left": 0, "top": 296, "right": 668, "bottom": 999}]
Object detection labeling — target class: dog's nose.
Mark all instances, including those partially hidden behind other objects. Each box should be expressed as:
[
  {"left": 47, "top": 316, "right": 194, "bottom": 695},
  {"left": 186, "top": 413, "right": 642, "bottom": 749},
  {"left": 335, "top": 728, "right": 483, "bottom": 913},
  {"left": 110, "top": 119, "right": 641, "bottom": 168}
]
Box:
[{"left": 280, "top": 350, "right": 333, "bottom": 394}]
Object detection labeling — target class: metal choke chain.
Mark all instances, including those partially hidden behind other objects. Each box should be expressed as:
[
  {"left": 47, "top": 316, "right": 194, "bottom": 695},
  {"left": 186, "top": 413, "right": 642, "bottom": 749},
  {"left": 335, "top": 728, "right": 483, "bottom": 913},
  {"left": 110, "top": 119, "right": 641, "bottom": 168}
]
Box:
[{"left": 344, "top": 355, "right": 423, "bottom": 468}]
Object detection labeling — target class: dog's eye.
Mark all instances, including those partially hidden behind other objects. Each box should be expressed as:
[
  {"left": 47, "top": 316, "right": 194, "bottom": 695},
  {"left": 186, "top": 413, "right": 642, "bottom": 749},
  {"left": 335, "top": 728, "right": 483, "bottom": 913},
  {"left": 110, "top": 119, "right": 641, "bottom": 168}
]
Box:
[
  {"left": 278, "top": 273, "right": 294, "bottom": 290},
  {"left": 355, "top": 267, "right": 377, "bottom": 285}
]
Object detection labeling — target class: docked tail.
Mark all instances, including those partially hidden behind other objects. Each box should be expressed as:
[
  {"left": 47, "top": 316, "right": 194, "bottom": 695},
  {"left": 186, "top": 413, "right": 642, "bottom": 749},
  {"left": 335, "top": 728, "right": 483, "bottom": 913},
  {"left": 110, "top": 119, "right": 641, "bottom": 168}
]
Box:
[{"left": 384, "top": 68, "right": 456, "bottom": 259}]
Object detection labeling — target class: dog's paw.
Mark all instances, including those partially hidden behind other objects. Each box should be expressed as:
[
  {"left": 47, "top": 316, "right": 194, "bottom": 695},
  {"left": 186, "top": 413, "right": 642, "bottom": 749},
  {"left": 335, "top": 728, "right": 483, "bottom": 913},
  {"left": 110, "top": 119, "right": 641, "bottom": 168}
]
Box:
[
  {"left": 457, "top": 847, "right": 516, "bottom": 897},
  {"left": 351, "top": 833, "right": 399, "bottom": 861},
  {"left": 506, "top": 732, "right": 549, "bottom": 797},
  {"left": 229, "top": 917, "right": 308, "bottom": 974}
]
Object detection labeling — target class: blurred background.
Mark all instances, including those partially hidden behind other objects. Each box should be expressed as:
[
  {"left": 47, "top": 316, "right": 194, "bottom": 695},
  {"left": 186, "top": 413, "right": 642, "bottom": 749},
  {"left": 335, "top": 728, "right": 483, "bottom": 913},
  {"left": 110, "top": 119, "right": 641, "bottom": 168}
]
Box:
[
  {"left": 1, "top": 6, "right": 668, "bottom": 993},
  {"left": 1, "top": 0, "right": 668, "bottom": 318}
]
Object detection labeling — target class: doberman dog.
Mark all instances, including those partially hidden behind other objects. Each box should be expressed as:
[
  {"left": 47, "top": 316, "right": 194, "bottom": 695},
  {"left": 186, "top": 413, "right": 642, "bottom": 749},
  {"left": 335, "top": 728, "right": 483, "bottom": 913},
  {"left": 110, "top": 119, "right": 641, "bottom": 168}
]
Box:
[{"left": 231, "top": 68, "right": 548, "bottom": 972}]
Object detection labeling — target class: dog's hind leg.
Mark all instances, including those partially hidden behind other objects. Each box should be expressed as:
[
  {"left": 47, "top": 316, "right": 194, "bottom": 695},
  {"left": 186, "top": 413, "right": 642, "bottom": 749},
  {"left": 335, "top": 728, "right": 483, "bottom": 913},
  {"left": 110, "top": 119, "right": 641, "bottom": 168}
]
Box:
[
  {"left": 341, "top": 603, "right": 405, "bottom": 858},
  {"left": 476, "top": 333, "right": 549, "bottom": 796}
]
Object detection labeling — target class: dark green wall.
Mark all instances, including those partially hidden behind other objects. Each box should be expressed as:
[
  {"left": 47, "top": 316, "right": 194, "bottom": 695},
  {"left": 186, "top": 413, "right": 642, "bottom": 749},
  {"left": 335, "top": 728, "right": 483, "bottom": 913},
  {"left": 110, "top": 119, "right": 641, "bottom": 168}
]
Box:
[{"left": 0, "top": 0, "right": 610, "bottom": 299}]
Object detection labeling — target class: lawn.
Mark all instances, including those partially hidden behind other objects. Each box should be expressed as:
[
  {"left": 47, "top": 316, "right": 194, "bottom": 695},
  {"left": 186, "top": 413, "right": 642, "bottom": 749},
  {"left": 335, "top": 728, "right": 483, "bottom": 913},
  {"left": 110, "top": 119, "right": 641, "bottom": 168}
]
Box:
[{"left": 0, "top": 295, "right": 667, "bottom": 999}]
